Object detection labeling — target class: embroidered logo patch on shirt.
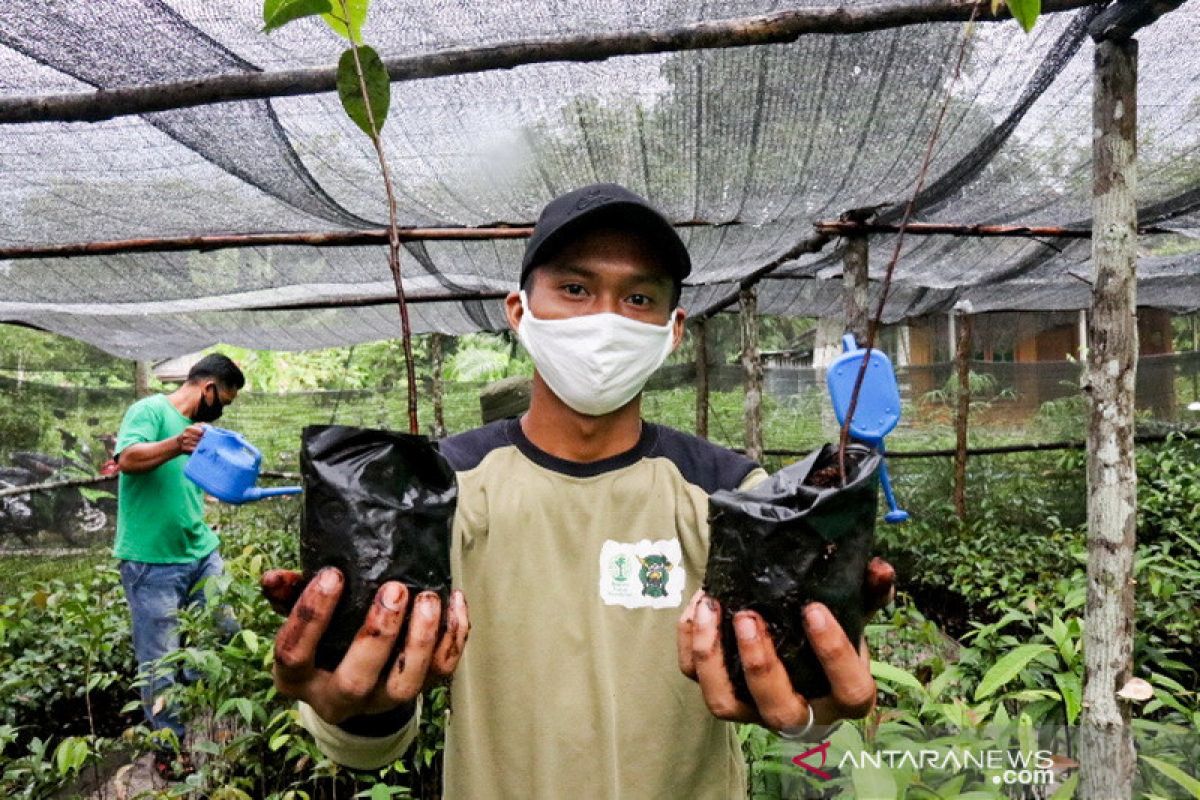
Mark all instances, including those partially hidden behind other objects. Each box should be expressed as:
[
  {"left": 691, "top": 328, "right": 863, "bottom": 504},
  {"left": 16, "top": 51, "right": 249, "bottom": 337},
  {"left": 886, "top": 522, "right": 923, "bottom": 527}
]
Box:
[{"left": 598, "top": 538, "right": 685, "bottom": 609}]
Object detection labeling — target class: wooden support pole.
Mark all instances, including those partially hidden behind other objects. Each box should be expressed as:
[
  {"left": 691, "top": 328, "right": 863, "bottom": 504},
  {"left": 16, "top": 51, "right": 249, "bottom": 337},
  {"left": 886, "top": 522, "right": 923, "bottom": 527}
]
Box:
[
  {"left": 740, "top": 286, "right": 763, "bottom": 463},
  {"left": 1081, "top": 36, "right": 1139, "bottom": 799},
  {"left": 695, "top": 320, "right": 710, "bottom": 440},
  {"left": 430, "top": 334, "right": 447, "bottom": 439},
  {"left": 843, "top": 234, "right": 870, "bottom": 344},
  {"left": 953, "top": 313, "right": 972, "bottom": 521}
]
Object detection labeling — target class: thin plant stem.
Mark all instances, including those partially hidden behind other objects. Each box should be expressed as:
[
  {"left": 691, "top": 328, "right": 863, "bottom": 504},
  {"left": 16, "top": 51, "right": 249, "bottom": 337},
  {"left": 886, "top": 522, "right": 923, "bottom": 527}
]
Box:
[
  {"left": 339, "top": 2, "right": 420, "bottom": 434},
  {"left": 837, "top": 6, "right": 980, "bottom": 482}
]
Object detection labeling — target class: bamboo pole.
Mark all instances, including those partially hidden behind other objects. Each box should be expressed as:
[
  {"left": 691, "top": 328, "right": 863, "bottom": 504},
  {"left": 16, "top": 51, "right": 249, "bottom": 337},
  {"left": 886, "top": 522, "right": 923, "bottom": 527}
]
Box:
[
  {"left": 953, "top": 313, "right": 972, "bottom": 520},
  {"left": 843, "top": 234, "right": 870, "bottom": 344},
  {"left": 1080, "top": 36, "right": 1139, "bottom": 799},
  {"left": 740, "top": 286, "right": 763, "bottom": 463},
  {"left": 695, "top": 319, "right": 710, "bottom": 440},
  {"left": 0, "top": 0, "right": 1105, "bottom": 125}
]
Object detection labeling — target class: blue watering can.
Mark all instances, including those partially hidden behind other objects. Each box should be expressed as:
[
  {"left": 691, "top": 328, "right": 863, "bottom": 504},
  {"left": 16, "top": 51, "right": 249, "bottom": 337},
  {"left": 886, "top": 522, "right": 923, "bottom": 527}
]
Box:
[
  {"left": 826, "top": 334, "right": 910, "bottom": 524},
  {"left": 184, "top": 426, "right": 302, "bottom": 505}
]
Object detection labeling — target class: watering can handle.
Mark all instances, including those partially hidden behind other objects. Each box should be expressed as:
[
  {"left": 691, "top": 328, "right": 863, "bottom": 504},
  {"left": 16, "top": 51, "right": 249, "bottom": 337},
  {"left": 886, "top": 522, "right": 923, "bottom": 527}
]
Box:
[{"left": 842, "top": 333, "right": 859, "bottom": 353}]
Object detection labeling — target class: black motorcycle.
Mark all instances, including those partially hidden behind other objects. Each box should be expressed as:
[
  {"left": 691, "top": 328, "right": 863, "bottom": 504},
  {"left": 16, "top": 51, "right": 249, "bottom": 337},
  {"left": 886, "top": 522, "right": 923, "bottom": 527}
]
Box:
[{"left": 0, "top": 449, "right": 116, "bottom": 547}]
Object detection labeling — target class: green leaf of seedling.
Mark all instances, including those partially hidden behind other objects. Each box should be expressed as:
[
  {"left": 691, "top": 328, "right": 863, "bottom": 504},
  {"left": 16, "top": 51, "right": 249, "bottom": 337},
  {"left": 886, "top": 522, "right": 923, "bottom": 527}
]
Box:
[
  {"left": 1048, "top": 770, "right": 1079, "bottom": 800},
  {"left": 975, "top": 644, "right": 1051, "bottom": 700},
  {"left": 323, "top": 0, "right": 369, "bottom": 41},
  {"left": 851, "top": 762, "right": 898, "bottom": 800},
  {"left": 337, "top": 45, "right": 391, "bottom": 137},
  {"left": 78, "top": 487, "right": 114, "bottom": 502},
  {"left": 1052, "top": 671, "right": 1082, "bottom": 726},
  {"left": 1006, "top": 0, "right": 1041, "bottom": 33},
  {"left": 870, "top": 661, "right": 925, "bottom": 695},
  {"left": 263, "top": 0, "right": 333, "bottom": 33},
  {"left": 1140, "top": 755, "right": 1200, "bottom": 798},
  {"left": 54, "top": 736, "right": 89, "bottom": 775}
]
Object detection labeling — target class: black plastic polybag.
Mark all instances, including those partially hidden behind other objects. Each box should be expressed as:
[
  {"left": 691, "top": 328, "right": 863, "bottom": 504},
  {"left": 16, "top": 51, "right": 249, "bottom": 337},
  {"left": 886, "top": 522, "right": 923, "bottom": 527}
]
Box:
[
  {"left": 299, "top": 425, "right": 457, "bottom": 671},
  {"left": 704, "top": 443, "right": 880, "bottom": 702}
]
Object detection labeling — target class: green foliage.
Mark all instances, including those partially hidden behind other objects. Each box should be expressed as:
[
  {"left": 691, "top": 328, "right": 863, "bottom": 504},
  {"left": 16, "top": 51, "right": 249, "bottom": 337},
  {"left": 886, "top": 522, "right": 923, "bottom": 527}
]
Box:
[
  {"left": 1004, "top": 0, "right": 1042, "bottom": 33},
  {"left": 323, "top": 0, "right": 369, "bottom": 41},
  {"left": 0, "top": 565, "right": 133, "bottom": 796},
  {"left": 338, "top": 45, "right": 391, "bottom": 136},
  {"left": 745, "top": 595, "right": 1199, "bottom": 799},
  {"left": 920, "top": 369, "right": 1015, "bottom": 409},
  {"left": 0, "top": 324, "right": 132, "bottom": 388},
  {"left": 262, "top": 0, "right": 333, "bottom": 33},
  {"left": 443, "top": 334, "right": 530, "bottom": 383}
]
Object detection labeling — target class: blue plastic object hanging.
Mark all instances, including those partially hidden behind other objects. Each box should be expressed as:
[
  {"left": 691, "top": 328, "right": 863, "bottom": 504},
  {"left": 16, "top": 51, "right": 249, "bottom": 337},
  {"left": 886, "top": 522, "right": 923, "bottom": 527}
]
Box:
[
  {"left": 826, "top": 334, "right": 910, "bottom": 523},
  {"left": 184, "top": 425, "right": 302, "bottom": 505}
]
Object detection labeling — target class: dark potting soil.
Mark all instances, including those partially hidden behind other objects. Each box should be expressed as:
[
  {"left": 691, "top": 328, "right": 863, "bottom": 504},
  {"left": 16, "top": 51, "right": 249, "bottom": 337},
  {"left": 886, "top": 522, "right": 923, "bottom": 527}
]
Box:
[
  {"left": 705, "top": 443, "right": 880, "bottom": 702},
  {"left": 299, "top": 425, "right": 457, "bottom": 672}
]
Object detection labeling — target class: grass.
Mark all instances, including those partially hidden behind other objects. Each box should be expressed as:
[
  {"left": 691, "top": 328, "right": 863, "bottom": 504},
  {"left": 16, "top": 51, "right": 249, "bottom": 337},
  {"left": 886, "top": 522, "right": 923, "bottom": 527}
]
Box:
[{"left": 0, "top": 547, "right": 109, "bottom": 598}]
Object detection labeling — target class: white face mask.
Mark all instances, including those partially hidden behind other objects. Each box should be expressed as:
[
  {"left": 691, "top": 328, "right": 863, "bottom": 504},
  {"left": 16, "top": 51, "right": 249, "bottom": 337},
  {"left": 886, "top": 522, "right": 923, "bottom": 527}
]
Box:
[{"left": 516, "top": 291, "right": 679, "bottom": 417}]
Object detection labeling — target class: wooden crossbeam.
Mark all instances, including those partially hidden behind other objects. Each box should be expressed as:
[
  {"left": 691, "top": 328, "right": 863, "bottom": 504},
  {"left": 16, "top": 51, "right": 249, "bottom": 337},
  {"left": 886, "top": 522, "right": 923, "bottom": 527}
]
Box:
[{"left": 0, "top": 0, "right": 1106, "bottom": 124}]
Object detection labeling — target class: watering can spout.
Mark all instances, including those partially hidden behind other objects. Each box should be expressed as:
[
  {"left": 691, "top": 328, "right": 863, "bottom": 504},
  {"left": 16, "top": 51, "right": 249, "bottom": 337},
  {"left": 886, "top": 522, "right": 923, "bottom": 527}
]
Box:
[{"left": 242, "top": 485, "right": 303, "bottom": 502}]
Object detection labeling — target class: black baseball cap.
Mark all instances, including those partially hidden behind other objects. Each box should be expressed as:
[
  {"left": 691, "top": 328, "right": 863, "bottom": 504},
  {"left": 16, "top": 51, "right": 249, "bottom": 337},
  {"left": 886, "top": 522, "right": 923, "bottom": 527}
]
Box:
[{"left": 520, "top": 183, "right": 692, "bottom": 286}]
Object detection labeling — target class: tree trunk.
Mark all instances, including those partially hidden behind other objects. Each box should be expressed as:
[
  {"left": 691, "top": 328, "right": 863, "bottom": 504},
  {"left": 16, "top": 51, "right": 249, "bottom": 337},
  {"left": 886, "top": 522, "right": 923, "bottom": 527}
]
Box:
[
  {"left": 843, "top": 234, "right": 870, "bottom": 345},
  {"left": 695, "top": 320, "right": 710, "bottom": 440},
  {"left": 740, "top": 286, "right": 763, "bottom": 463},
  {"left": 1080, "top": 37, "right": 1138, "bottom": 800},
  {"left": 953, "top": 313, "right": 972, "bottom": 521},
  {"left": 430, "top": 334, "right": 446, "bottom": 439},
  {"left": 134, "top": 361, "right": 151, "bottom": 398}
]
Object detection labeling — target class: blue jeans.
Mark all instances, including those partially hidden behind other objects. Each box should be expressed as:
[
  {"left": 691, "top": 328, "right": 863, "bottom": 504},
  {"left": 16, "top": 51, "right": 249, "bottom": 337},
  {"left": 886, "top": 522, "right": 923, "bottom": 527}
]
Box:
[{"left": 119, "top": 550, "right": 239, "bottom": 742}]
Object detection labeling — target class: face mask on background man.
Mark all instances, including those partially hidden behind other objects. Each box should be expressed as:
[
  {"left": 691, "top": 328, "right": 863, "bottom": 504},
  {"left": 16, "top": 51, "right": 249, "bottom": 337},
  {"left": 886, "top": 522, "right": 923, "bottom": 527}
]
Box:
[
  {"left": 192, "top": 383, "right": 225, "bottom": 423},
  {"left": 516, "top": 291, "right": 678, "bottom": 417}
]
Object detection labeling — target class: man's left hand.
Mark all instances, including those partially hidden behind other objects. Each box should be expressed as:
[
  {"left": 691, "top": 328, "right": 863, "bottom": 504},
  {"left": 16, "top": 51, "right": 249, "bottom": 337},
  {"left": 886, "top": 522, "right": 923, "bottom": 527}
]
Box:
[{"left": 677, "top": 556, "right": 895, "bottom": 732}]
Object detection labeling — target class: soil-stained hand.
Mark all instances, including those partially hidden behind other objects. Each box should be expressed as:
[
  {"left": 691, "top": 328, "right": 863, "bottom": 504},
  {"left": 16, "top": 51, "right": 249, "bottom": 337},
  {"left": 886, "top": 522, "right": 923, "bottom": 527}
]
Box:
[
  {"left": 264, "top": 567, "right": 469, "bottom": 725},
  {"left": 677, "top": 557, "right": 895, "bottom": 731}
]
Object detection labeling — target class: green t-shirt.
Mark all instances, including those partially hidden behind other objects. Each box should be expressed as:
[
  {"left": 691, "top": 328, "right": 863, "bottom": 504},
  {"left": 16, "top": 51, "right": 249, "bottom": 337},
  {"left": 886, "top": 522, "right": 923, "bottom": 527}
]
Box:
[{"left": 113, "top": 394, "right": 218, "bottom": 563}]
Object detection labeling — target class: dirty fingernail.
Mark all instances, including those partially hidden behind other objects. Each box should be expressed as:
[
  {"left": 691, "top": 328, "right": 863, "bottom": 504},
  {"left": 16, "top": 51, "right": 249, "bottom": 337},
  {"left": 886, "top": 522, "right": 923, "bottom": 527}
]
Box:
[
  {"left": 318, "top": 569, "right": 341, "bottom": 592},
  {"left": 379, "top": 582, "right": 403, "bottom": 611},
  {"left": 735, "top": 614, "right": 758, "bottom": 641},
  {"left": 695, "top": 596, "right": 714, "bottom": 626},
  {"left": 805, "top": 604, "right": 827, "bottom": 632},
  {"left": 419, "top": 593, "right": 439, "bottom": 619}
]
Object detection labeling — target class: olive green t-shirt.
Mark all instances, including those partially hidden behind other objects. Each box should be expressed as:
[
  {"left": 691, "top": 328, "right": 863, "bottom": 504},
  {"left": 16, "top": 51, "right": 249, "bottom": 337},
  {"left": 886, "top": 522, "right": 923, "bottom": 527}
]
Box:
[
  {"left": 113, "top": 394, "right": 218, "bottom": 563},
  {"left": 301, "top": 419, "right": 768, "bottom": 799}
]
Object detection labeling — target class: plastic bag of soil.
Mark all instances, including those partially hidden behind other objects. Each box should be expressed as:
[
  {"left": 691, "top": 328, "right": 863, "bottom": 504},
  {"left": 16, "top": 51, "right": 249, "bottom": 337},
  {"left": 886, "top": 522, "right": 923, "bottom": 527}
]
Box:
[
  {"left": 704, "top": 442, "right": 880, "bottom": 702},
  {"left": 299, "top": 425, "right": 457, "bottom": 671}
]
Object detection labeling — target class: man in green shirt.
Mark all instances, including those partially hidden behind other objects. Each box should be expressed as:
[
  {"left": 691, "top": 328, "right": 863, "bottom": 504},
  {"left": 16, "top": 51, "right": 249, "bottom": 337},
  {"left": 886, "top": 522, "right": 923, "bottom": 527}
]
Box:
[
  {"left": 114, "top": 353, "right": 245, "bottom": 778},
  {"left": 262, "top": 185, "right": 894, "bottom": 797}
]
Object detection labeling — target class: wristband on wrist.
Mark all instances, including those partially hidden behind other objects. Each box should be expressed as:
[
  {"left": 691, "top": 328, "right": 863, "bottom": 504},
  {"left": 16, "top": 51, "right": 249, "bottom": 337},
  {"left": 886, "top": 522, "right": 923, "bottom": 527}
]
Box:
[{"left": 335, "top": 702, "right": 416, "bottom": 738}]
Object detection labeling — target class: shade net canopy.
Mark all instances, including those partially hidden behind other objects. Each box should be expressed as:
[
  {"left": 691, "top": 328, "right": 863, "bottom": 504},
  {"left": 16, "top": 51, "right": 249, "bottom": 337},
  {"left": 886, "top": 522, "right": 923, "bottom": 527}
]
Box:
[{"left": 1, "top": 0, "right": 1198, "bottom": 358}]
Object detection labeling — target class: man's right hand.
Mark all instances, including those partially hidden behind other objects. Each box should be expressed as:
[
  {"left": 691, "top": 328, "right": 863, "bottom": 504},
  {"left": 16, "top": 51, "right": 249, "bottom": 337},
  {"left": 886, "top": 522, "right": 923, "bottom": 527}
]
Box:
[
  {"left": 176, "top": 424, "right": 206, "bottom": 454},
  {"left": 261, "top": 567, "right": 469, "bottom": 725}
]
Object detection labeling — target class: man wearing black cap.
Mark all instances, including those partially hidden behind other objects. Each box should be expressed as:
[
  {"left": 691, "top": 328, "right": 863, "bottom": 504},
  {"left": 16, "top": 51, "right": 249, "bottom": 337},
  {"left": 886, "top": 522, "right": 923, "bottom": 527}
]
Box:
[{"left": 266, "top": 184, "right": 892, "bottom": 798}]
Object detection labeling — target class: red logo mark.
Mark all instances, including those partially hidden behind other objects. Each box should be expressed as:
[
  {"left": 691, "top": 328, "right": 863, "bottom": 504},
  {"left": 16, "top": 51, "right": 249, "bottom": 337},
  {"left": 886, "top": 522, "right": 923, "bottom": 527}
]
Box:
[{"left": 791, "top": 740, "right": 833, "bottom": 780}]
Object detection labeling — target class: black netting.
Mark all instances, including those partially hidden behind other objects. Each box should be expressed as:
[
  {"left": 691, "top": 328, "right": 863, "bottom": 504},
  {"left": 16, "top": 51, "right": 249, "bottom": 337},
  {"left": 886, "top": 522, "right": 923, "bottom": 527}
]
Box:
[{"left": 0, "top": 2, "right": 1198, "bottom": 355}]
